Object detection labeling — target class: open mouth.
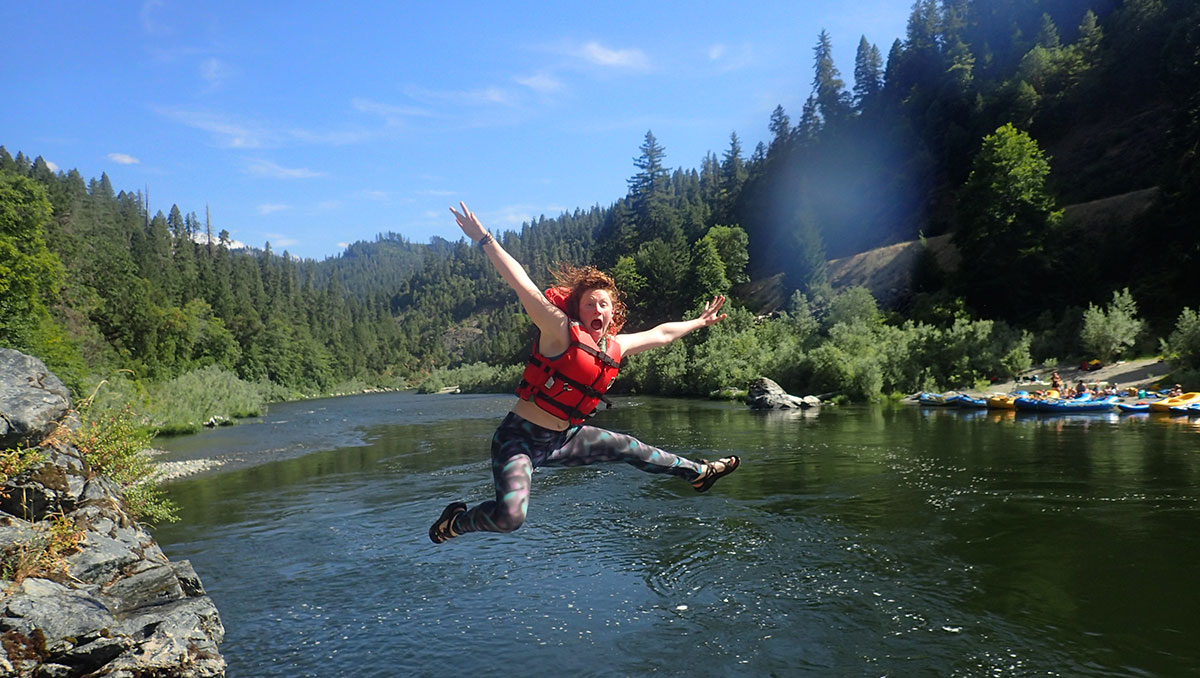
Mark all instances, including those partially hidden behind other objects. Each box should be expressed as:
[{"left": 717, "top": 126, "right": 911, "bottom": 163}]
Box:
[{"left": 590, "top": 319, "right": 604, "bottom": 331}]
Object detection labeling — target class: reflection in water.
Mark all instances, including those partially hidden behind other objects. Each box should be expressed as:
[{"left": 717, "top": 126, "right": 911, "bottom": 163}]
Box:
[{"left": 154, "top": 394, "right": 1200, "bottom": 677}]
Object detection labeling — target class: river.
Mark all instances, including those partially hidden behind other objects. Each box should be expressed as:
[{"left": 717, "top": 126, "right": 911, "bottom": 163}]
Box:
[{"left": 152, "top": 392, "right": 1200, "bottom": 677}]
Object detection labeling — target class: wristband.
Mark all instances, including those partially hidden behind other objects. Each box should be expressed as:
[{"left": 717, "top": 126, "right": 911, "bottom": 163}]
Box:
[{"left": 478, "top": 232, "right": 494, "bottom": 247}]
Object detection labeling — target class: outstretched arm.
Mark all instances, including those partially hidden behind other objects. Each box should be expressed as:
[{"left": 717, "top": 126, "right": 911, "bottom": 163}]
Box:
[
  {"left": 617, "top": 295, "right": 727, "bottom": 357},
  {"left": 450, "top": 202, "right": 568, "bottom": 348}
]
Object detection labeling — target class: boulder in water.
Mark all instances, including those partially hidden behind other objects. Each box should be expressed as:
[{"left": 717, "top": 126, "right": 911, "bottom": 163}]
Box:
[{"left": 747, "top": 377, "right": 817, "bottom": 410}]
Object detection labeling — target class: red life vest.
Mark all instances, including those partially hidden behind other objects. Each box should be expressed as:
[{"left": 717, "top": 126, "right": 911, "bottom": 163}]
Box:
[{"left": 516, "top": 287, "right": 623, "bottom": 425}]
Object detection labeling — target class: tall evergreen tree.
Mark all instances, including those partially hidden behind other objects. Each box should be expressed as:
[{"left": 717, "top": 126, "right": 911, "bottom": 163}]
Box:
[
  {"left": 812, "top": 30, "right": 853, "bottom": 127},
  {"left": 853, "top": 36, "right": 884, "bottom": 110},
  {"left": 768, "top": 105, "right": 791, "bottom": 157},
  {"left": 717, "top": 132, "right": 747, "bottom": 224},
  {"left": 1035, "top": 13, "right": 1061, "bottom": 49},
  {"left": 627, "top": 130, "right": 676, "bottom": 241}
]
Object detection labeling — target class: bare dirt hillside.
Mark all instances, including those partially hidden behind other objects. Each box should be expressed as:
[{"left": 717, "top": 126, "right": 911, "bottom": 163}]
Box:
[{"left": 823, "top": 187, "right": 1160, "bottom": 307}]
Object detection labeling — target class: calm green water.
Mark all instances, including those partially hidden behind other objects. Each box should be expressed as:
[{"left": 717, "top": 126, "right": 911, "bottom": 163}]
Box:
[{"left": 153, "top": 393, "right": 1200, "bottom": 677}]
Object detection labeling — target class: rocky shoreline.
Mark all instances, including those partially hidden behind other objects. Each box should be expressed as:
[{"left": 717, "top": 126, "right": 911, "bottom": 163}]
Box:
[{"left": 1, "top": 349, "right": 225, "bottom": 677}]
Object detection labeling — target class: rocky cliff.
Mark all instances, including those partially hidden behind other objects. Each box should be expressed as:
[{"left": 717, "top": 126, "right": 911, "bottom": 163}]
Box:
[{"left": 0, "top": 349, "right": 225, "bottom": 677}]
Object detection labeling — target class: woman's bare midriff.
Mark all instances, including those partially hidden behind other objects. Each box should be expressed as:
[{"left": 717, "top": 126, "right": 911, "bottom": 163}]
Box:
[{"left": 511, "top": 398, "right": 571, "bottom": 431}]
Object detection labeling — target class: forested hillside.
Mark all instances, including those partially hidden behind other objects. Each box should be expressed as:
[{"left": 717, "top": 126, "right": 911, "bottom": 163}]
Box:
[{"left": 3, "top": 0, "right": 1200, "bottom": 409}]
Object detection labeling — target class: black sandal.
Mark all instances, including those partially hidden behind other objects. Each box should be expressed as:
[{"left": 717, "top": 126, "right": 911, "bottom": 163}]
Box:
[
  {"left": 691, "top": 456, "right": 741, "bottom": 493},
  {"left": 429, "top": 501, "right": 467, "bottom": 544}
]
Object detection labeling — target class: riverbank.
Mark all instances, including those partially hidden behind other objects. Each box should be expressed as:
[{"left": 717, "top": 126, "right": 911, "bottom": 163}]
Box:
[
  {"left": 969, "top": 356, "right": 1172, "bottom": 396},
  {"left": 1, "top": 349, "right": 225, "bottom": 676}
]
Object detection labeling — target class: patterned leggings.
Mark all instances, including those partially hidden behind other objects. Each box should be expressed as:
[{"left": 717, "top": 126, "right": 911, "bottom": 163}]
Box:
[{"left": 452, "top": 412, "right": 706, "bottom": 535}]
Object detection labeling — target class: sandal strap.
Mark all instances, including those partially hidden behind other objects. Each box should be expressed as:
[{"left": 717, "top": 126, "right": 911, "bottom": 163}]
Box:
[{"left": 691, "top": 456, "right": 740, "bottom": 492}]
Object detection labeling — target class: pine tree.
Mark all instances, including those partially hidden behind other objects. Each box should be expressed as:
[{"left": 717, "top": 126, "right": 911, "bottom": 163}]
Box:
[
  {"left": 1075, "top": 10, "right": 1103, "bottom": 65},
  {"left": 853, "top": 36, "right": 883, "bottom": 110},
  {"left": 768, "top": 105, "right": 791, "bottom": 157},
  {"left": 1035, "top": 13, "right": 1061, "bottom": 50},
  {"left": 717, "top": 132, "right": 747, "bottom": 224},
  {"left": 627, "top": 131, "right": 675, "bottom": 241},
  {"left": 812, "top": 30, "right": 852, "bottom": 126}
]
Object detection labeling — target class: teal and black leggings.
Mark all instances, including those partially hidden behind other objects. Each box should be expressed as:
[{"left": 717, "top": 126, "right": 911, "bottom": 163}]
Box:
[{"left": 452, "top": 412, "right": 705, "bottom": 535}]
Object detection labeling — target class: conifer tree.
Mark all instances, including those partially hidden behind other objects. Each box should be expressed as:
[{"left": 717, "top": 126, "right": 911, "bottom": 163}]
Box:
[
  {"left": 717, "top": 132, "right": 747, "bottom": 224},
  {"left": 768, "top": 105, "right": 791, "bottom": 156},
  {"left": 853, "top": 36, "right": 884, "bottom": 110},
  {"left": 812, "top": 30, "right": 852, "bottom": 127}
]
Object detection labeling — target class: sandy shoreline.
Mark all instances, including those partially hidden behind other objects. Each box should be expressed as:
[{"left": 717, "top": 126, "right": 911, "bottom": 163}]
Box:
[{"left": 965, "top": 356, "right": 1173, "bottom": 397}]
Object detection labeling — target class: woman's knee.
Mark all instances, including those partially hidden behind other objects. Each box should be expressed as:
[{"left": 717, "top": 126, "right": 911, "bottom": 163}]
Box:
[{"left": 492, "top": 507, "right": 526, "bottom": 533}]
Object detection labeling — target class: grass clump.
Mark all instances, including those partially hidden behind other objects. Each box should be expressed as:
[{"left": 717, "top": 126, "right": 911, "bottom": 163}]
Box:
[
  {"left": 417, "top": 362, "right": 522, "bottom": 394},
  {"left": 0, "top": 447, "right": 44, "bottom": 487},
  {"left": 1, "top": 512, "right": 85, "bottom": 583},
  {"left": 146, "top": 365, "right": 267, "bottom": 434},
  {"left": 72, "top": 405, "right": 178, "bottom": 524}
]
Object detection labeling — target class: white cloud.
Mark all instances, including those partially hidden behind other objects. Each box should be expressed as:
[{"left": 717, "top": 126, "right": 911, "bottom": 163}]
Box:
[
  {"left": 337, "top": 241, "right": 350, "bottom": 249},
  {"left": 192, "top": 231, "right": 248, "bottom": 250},
  {"left": 352, "top": 98, "right": 433, "bottom": 120},
  {"left": 416, "top": 189, "right": 456, "bottom": 197},
  {"left": 577, "top": 41, "right": 649, "bottom": 70},
  {"left": 490, "top": 204, "right": 565, "bottom": 227},
  {"left": 707, "top": 43, "right": 754, "bottom": 73},
  {"left": 45, "top": 161, "right": 59, "bottom": 172},
  {"left": 359, "top": 189, "right": 390, "bottom": 201},
  {"left": 316, "top": 200, "right": 343, "bottom": 210},
  {"left": 200, "top": 57, "right": 233, "bottom": 89},
  {"left": 161, "top": 109, "right": 269, "bottom": 148},
  {"left": 263, "top": 233, "right": 300, "bottom": 248},
  {"left": 161, "top": 106, "right": 385, "bottom": 149},
  {"left": 288, "top": 126, "right": 376, "bottom": 146},
  {"left": 108, "top": 152, "right": 141, "bottom": 165},
  {"left": 403, "top": 84, "right": 518, "bottom": 108},
  {"left": 140, "top": 0, "right": 169, "bottom": 35},
  {"left": 515, "top": 72, "right": 564, "bottom": 93},
  {"left": 246, "top": 159, "right": 324, "bottom": 179},
  {"left": 257, "top": 204, "right": 290, "bottom": 215}
]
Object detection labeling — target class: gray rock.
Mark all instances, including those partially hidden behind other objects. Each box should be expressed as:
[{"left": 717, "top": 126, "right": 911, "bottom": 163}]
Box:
[
  {"left": 0, "top": 351, "right": 225, "bottom": 676},
  {"left": 747, "top": 377, "right": 816, "bottom": 410},
  {"left": 1, "top": 578, "right": 116, "bottom": 644},
  {"left": 34, "top": 663, "right": 74, "bottom": 678},
  {"left": 0, "top": 349, "right": 70, "bottom": 449},
  {"left": 58, "top": 637, "right": 131, "bottom": 674},
  {"left": 63, "top": 528, "right": 144, "bottom": 586},
  {"left": 171, "top": 561, "right": 207, "bottom": 598},
  {"left": 0, "top": 513, "right": 34, "bottom": 544},
  {"left": 102, "top": 563, "right": 186, "bottom": 615},
  {"left": 112, "top": 597, "right": 226, "bottom": 677},
  {"left": 0, "top": 459, "right": 72, "bottom": 521}
]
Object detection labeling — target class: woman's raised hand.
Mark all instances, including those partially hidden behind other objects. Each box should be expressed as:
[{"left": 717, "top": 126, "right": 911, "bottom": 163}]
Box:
[
  {"left": 697, "top": 295, "right": 727, "bottom": 326},
  {"left": 449, "top": 201, "right": 488, "bottom": 242}
]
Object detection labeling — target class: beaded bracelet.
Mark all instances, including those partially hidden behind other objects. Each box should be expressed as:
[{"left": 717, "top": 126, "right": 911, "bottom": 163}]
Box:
[{"left": 478, "top": 232, "right": 494, "bottom": 247}]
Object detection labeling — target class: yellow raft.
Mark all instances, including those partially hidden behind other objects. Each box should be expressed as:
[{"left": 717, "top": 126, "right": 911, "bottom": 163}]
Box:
[{"left": 1149, "top": 392, "right": 1200, "bottom": 412}]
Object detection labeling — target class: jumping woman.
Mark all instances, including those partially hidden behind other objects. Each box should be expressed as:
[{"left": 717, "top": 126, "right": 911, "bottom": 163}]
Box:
[{"left": 429, "top": 202, "right": 741, "bottom": 544}]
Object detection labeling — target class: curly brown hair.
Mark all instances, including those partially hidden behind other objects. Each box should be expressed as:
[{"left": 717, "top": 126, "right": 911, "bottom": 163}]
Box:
[{"left": 550, "top": 263, "right": 627, "bottom": 335}]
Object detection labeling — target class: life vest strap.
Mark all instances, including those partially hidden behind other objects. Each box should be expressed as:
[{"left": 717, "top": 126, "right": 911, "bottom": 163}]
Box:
[
  {"left": 572, "top": 340, "right": 621, "bottom": 369},
  {"left": 531, "top": 391, "right": 595, "bottom": 423},
  {"left": 523, "top": 362, "right": 611, "bottom": 404}
]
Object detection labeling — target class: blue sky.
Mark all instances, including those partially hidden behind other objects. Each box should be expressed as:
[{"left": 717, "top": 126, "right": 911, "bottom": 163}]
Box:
[{"left": 3, "top": 1, "right": 910, "bottom": 260}]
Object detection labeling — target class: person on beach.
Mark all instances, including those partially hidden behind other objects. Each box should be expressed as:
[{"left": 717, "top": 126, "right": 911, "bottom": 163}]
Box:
[{"left": 429, "top": 202, "right": 741, "bottom": 544}]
